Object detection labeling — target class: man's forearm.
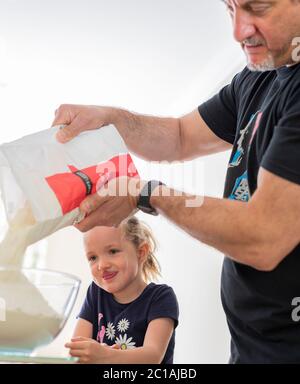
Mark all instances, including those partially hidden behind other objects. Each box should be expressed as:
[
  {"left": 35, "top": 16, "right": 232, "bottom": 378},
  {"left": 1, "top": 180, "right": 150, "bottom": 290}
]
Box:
[
  {"left": 110, "top": 107, "right": 182, "bottom": 162},
  {"left": 150, "top": 185, "right": 277, "bottom": 271}
]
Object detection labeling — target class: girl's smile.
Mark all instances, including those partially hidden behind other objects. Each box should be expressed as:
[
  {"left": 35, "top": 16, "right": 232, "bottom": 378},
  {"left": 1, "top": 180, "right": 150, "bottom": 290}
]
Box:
[{"left": 102, "top": 271, "right": 118, "bottom": 281}]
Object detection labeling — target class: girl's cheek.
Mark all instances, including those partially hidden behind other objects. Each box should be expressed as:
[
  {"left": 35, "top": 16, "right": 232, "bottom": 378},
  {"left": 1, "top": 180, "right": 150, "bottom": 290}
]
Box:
[{"left": 91, "top": 265, "right": 98, "bottom": 277}]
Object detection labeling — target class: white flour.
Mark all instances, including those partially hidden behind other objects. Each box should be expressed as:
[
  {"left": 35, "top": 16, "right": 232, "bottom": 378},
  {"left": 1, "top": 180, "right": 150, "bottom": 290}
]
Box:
[
  {"left": 0, "top": 202, "right": 77, "bottom": 266},
  {"left": 0, "top": 270, "right": 62, "bottom": 352},
  {"left": 0, "top": 204, "right": 77, "bottom": 352}
]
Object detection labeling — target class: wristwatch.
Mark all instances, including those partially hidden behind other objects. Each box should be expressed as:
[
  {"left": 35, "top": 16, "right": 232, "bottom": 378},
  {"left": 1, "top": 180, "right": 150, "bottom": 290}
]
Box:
[{"left": 137, "top": 180, "right": 165, "bottom": 216}]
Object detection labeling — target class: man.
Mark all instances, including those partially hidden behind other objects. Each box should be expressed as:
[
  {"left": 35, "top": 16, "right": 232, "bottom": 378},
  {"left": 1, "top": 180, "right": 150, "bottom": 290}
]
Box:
[{"left": 52, "top": 0, "right": 300, "bottom": 363}]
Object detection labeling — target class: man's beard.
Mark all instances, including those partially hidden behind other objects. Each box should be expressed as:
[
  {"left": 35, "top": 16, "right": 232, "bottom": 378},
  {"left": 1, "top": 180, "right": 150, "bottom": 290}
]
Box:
[
  {"left": 242, "top": 36, "right": 275, "bottom": 72},
  {"left": 246, "top": 52, "right": 276, "bottom": 72},
  {"left": 243, "top": 36, "right": 294, "bottom": 72}
]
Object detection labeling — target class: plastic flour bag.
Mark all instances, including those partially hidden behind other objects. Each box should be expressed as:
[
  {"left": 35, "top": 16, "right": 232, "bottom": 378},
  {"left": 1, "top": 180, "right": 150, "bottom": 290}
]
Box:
[{"left": 0, "top": 124, "right": 139, "bottom": 267}]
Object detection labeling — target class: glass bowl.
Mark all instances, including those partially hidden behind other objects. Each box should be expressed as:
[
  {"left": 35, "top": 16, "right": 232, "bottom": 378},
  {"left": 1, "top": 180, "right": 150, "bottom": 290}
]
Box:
[{"left": 0, "top": 267, "right": 80, "bottom": 354}]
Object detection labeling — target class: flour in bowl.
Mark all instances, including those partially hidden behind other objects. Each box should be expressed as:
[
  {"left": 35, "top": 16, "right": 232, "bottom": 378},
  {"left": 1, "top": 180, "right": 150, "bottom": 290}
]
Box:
[
  {"left": 0, "top": 203, "right": 77, "bottom": 352},
  {"left": 0, "top": 269, "right": 62, "bottom": 352}
]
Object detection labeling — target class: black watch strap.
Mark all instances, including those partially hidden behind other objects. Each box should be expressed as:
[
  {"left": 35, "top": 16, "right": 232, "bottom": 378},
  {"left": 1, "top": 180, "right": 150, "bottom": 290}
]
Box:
[{"left": 137, "top": 180, "right": 165, "bottom": 215}]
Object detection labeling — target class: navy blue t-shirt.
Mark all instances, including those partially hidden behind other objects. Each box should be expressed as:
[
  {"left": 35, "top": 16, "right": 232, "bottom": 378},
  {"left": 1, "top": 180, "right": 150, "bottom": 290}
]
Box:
[
  {"left": 78, "top": 282, "right": 179, "bottom": 364},
  {"left": 199, "top": 63, "right": 300, "bottom": 363}
]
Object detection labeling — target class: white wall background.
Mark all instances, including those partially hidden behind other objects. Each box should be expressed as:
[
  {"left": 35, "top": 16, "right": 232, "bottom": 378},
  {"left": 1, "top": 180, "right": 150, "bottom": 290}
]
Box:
[{"left": 0, "top": 0, "right": 245, "bottom": 363}]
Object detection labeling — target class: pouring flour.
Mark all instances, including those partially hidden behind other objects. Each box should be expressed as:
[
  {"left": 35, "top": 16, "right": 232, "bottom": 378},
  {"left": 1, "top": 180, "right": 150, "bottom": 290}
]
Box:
[
  {"left": 0, "top": 124, "right": 139, "bottom": 266},
  {"left": 0, "top": 202, "right": 75, "bottom": 352},
  {"left": 0, "top": 124, "right": 139, "bottom": 352}
]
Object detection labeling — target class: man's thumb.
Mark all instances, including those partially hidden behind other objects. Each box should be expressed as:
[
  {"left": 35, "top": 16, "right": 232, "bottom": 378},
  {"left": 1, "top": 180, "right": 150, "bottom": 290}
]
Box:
[{"left": 55, "top": 122, "right": 81, "bottom": 143}]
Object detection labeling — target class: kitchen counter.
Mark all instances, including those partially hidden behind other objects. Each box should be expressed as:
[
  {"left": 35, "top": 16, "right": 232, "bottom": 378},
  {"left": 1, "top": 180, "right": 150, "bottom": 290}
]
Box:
[{"left": 0, "top": 352, "right": 77, "bottom": 364}]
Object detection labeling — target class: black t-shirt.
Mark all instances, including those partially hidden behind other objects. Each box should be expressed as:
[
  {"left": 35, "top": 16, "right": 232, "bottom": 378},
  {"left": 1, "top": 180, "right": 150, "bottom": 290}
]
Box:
[
  {"left": 78, "top": 282, "right": 179, "bottom": 364},
  {"left": 198, "top": 63, "right": 300, "bottom": 363}
]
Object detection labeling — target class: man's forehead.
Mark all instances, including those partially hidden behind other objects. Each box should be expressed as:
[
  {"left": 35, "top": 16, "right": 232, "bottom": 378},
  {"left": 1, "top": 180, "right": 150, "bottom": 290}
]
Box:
[{"left": 223, "top": 0, "right": 271, "bottom": 5}]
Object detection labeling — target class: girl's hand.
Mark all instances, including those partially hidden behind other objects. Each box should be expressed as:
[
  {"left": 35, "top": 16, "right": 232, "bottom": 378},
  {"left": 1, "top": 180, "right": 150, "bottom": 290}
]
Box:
[
  {"left": 111, "top": 343, "right": 121, "bottom": 349},
  {"left": 65, "top": 336, "right": 113, "bottom": 364}
]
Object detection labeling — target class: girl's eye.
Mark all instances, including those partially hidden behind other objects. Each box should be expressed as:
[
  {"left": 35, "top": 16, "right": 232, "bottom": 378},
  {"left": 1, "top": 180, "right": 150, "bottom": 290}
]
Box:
[
  {"left": 88, "top": 255, "right": 97, "bottom": 262},
  {"left": 109, "top": 248, "right": 120, "bottom": 255}
]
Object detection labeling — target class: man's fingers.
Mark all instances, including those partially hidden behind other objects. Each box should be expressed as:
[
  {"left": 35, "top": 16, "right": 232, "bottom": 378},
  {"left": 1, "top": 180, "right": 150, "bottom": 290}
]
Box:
[
  {"left": 73, "top": 177, "right": 138, "bottom": 231},
  {"left": 51, "top": 104, "right": 82, "bottom": 143},
  {"left": 55, "top": 119, "right": 82, "bottom": 143},
  {"left": 79, "top": 193, "right": 106, "bottom": 216},
  {"left": 74, "top": 194, "right": 109, "bottom": 231},
  {"left": 74, "top": 208, "right": 107, "bottom": 232},
  {"left": 51, "top": 105, "right": 72, "bottom": 127},
  {"left": 52, "top": 104, "right": 106, "bottom": 143}
]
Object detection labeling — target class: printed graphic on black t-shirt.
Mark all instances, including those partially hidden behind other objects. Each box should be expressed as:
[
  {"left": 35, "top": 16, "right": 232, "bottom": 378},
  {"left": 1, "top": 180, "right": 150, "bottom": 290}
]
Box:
[{"left": 227, "top": 111, "right": 263, "bottom": 202}]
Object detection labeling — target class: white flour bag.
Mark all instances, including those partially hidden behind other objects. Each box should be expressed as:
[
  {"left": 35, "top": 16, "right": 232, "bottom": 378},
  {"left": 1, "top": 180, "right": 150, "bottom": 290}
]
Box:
[{"left": 0, "top": 125, "right": 139, "bottom": 266}]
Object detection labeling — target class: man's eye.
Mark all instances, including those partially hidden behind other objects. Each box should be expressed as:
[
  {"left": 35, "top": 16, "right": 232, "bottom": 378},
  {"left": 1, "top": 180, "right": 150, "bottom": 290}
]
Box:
[
  {"left": 252, "top": 6, "right": 268, "bottom": 12},
  {"left": 249, "top": 4, "right": 271, "bottom": 14}
]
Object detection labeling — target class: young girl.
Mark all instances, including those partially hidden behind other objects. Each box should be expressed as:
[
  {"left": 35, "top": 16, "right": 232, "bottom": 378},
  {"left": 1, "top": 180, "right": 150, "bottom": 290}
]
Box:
[{"left": 65, "top": 216, "right": 179, "bottom": 364}]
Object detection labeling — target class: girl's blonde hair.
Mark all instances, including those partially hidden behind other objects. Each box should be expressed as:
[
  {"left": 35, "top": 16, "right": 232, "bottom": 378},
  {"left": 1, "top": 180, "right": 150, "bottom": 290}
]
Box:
[{"left": 120, "top": 216, "right": 161, "bottom": 283}]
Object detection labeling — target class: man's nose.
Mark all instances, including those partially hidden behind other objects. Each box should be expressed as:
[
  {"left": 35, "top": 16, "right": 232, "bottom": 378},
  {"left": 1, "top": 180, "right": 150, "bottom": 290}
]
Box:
[{"left": 232, "top": 9, "right": 256, "bottom": 43}]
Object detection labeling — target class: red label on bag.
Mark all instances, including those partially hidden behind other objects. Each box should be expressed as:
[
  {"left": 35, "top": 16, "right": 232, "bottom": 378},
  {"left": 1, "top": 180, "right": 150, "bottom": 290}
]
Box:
[{"left": 45, "top": 153, "right": 139, "bottom": 215}]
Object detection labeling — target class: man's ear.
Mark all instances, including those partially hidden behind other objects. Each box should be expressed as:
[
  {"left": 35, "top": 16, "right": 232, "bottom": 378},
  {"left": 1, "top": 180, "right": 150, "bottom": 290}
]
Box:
[{"left": 138, "top": 242, "right": 150, "bottom": 264}]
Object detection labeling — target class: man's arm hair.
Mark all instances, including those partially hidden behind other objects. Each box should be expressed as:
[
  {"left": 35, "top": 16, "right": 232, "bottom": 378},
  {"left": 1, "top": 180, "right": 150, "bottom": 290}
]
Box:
[{"left": 113, "top": 108, "right": 232, "bottom": 162}]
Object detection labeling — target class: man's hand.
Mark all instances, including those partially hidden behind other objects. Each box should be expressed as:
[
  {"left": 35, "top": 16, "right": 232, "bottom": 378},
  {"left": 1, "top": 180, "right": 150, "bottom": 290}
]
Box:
[
  {"left": 52, "top": 104, "right": 116, "bottom": 143},
  {"left": 74, "top": 176, "right": 147, "bottom": 232},
  {"left": 65, "top": 336, "right": 114, "bottom": 364}
]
